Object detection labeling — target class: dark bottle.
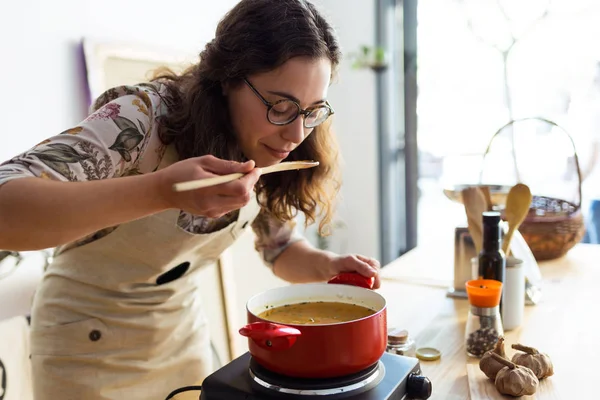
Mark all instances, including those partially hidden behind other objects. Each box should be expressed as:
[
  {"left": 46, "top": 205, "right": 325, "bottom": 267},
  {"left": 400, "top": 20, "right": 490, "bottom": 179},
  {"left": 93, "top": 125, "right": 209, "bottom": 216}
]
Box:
[{"left": 478, "top": 211, "right": 506, "bottom": 284}]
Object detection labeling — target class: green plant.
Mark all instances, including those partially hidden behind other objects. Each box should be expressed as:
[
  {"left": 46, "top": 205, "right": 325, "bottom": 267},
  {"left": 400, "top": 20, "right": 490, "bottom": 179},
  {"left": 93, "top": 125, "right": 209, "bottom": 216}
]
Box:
[{"left": 350, "top": 45, "right": 388, "bottom": 71}]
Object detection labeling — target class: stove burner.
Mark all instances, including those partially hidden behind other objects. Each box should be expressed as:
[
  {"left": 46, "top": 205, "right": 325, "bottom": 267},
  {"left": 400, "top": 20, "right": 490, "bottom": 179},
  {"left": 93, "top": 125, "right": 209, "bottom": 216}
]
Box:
[
  {"left": 199, "top": 352, "right": 432, "bottom": 400},
  {"left": 249, "top": 358, "right": 384, "bottom": 396}
]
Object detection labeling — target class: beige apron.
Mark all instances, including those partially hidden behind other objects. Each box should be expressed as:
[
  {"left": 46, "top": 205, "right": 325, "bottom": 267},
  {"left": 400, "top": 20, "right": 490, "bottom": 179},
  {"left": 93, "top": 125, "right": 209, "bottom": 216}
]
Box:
[{"left": 29, "top": 147, "right": 261, "bottom": 400}]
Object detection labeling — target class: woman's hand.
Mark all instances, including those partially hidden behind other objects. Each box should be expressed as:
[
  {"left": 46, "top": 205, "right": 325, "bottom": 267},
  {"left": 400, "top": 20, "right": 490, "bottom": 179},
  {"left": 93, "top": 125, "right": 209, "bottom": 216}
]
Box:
[
  {"left": 155, "top": 155, "right": 261, "bottom": 218},
  {"left": 327, "top": 254, "right": 381, "bottom": 289}
]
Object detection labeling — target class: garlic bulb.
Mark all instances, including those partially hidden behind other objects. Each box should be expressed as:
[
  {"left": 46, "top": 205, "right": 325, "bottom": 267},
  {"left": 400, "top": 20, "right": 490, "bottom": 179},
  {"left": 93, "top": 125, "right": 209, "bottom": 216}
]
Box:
[
  {"left": 511, "top": 343, "right": 554, "bottom": 379},
  {"left": 491, "top": 353, "right": 539, "bottom": 397},
  {"left": 479, "top": 336, "right": 508, "bottom": 380}
]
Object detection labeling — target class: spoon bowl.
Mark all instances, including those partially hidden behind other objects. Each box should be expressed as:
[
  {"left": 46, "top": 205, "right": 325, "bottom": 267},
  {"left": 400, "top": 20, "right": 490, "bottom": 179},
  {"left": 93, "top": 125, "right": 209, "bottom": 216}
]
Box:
[{"left": 502, "top": 183, "right": 533, "bottom": 255}]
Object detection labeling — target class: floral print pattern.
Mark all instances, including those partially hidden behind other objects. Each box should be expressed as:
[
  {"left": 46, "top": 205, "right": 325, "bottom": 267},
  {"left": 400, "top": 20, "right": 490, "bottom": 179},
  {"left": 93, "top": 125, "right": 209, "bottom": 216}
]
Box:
[
  {"left": 85, "top": 103, "right": 121, "bottom": 121},
  {"left": 0, "top": 83, "right": 303, "bottom": 266}
]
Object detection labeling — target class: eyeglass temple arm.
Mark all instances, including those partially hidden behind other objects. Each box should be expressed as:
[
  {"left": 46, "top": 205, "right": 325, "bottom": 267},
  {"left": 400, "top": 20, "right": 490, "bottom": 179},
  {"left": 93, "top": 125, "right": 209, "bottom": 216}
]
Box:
[{"left": 243, "top": 78, "right": 272, "bottom": 107}]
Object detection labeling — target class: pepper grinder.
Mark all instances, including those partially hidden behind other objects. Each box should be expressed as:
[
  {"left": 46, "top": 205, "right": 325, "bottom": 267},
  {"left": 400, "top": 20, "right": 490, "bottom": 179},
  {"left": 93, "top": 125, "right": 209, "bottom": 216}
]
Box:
[{"left": 465, "top": 279, "right": 504, "bottom": 358}]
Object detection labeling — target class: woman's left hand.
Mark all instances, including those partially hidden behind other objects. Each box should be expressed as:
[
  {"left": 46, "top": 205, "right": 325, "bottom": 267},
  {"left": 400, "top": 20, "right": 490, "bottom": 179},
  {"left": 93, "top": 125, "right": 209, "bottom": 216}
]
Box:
[{"left": 327, "top": 254, "right": 381, "bottom": 289}]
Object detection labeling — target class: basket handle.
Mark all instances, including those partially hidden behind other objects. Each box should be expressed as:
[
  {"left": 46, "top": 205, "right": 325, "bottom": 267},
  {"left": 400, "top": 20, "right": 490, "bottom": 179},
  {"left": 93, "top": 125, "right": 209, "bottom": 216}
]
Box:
[{"left": 479, "top": 117, "right": 582, "bottom": 209}]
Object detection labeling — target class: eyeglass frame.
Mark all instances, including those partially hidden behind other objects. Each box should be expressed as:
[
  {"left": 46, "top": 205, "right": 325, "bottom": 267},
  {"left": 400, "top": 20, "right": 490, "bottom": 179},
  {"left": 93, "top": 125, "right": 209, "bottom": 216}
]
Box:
[{"left": 243, "top": 78, "right": 335, "bottom": 128}]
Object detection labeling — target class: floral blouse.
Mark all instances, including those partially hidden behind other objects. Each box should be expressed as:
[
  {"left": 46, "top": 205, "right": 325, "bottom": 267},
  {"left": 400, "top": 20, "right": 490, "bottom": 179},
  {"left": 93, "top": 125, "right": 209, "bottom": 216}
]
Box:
[{"left": 0, "top": 83, "right": 303, "bottom": 267}]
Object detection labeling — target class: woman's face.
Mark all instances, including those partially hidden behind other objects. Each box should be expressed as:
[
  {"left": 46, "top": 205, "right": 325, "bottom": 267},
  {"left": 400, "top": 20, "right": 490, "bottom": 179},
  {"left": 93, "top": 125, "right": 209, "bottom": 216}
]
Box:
[{"left": 226, "top": 57, "right": 332, "bottom": 167}]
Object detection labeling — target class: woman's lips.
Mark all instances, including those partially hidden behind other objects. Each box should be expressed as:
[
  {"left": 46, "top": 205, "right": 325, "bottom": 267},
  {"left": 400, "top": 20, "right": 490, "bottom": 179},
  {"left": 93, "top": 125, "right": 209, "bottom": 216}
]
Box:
[{"left": 263, "top": 144, "right": 291, "bottom": 159}]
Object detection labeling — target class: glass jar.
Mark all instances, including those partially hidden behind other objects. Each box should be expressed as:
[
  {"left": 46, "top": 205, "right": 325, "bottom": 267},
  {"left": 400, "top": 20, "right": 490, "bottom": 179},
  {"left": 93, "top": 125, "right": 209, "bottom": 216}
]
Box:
[
  {"left": 386, "top": 328, "right": 416, "bottom": 357},
  {"left": 465, "top": 279, "right": 504, "bottom": 358},
  {"left": 465, "top": 304, "right": 504, "bottom": 358}
]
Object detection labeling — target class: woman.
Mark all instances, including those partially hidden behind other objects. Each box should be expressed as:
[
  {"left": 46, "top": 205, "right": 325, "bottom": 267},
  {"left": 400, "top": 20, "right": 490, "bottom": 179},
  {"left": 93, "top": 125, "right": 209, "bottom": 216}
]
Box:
[{"left": 0, "top": 0, "right": 381, "bottom": 399}]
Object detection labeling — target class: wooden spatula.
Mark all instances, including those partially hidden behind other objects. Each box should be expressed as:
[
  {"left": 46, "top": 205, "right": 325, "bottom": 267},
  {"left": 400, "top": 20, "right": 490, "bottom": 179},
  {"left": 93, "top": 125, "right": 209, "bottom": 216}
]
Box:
[
  {"left": 479, "top": 186, "right": 494, "bottom": 211},
  {"left": 172, "top": 160, "right": 319, "bottom": 192},
  {"left": 461, "top": 187, "right": 487, "bottom": 255}
]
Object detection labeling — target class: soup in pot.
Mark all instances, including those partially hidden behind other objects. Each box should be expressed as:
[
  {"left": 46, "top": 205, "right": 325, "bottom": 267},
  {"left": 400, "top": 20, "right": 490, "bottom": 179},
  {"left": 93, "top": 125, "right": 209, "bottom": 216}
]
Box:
[{"left": 257, "top": 301, "right": 376, "bottom": 325}]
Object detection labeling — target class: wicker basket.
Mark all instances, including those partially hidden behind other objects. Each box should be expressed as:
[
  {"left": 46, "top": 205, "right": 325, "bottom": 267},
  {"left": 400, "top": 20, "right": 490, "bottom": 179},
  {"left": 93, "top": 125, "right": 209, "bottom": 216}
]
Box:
[{"left": 482, "top": 118, "right": 586, "bottom": 261}]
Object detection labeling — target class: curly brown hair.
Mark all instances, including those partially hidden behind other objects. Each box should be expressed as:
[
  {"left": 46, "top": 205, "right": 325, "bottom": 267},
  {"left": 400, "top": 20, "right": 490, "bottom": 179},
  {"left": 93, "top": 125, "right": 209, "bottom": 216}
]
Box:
[{"left": 153, "top": 0, "right": 342, "bottom": 234}]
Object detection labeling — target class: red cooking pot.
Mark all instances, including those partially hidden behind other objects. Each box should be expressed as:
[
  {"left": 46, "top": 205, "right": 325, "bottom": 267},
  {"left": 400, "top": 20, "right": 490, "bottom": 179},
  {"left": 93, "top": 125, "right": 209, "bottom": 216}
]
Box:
[{"left": 239, "top": 272, "right": 387, "bottom": 379}]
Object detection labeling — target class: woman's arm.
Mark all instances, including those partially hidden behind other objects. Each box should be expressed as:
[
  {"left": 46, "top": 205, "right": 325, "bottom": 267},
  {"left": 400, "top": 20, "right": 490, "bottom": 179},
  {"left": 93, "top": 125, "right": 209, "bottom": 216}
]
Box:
[
  {"left": 0, "top": 174, "right": 165, "bottom": 251},
  {"left": 271, "top": 240, "right": 335, "bottom": 282},
  {"left": 0, "top": 158, "right": 260, "bottom": 251},
  {"left": 0, "top": 86, "right": 261, "bottom": 251},
  {"left": 252, "top": 212, "right": 381, "bottom": 287},
  {"left": 0, "top": 88, "right": 160, "bottom": 250},
  {"left": 0, "top": 102, "right": 261, "bottom": 251},
  {"left": 272, "top": 240, "right": 382, "bottom": 288}
]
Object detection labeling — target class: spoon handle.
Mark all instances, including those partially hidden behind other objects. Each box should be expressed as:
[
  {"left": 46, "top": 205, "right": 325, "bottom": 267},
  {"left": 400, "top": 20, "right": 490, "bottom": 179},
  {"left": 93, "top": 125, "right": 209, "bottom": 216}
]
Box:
[
  {"left": 172, "top": 161, "right": 319, "bottom": 192},
  {"left": 502, "top": 228, "right": 516, "bottom": 255}
]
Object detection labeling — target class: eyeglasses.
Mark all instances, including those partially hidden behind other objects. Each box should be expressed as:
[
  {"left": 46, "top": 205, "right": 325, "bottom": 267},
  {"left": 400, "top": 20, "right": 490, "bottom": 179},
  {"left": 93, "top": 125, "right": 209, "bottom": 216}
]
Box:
[{"left": 243, "top": 78, "right": 335, "bottom": 129}]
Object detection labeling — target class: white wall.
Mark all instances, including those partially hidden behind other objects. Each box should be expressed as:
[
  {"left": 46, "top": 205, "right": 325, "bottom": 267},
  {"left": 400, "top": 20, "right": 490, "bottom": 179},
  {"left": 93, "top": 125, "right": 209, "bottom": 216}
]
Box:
[
  {"left": 0, "top": 0, "right": 239, "bottom": 162},
  {"left": 305, "top": 0, "right": 381, "bottom": 261}
]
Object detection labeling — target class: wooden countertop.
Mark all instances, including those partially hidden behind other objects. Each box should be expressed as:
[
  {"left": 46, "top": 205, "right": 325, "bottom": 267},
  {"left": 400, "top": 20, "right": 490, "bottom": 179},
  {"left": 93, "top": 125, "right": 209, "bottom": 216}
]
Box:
[
  {"left": 378, "top": 242, "right": 599, "bottom": 399},
  {"left": 176, "top": 243, "right": 598, "bottom": 399}
]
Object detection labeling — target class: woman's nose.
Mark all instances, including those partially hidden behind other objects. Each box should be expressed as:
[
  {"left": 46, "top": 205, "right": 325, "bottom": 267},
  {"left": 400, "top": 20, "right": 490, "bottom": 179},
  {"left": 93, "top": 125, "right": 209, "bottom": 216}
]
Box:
[{"left": 281, "top": 116, "right": 308, "bottom": 144}]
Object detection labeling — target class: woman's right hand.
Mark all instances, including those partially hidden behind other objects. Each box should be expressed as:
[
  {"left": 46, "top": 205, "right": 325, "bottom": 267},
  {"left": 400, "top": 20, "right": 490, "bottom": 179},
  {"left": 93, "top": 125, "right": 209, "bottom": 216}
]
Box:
[{"left": 155, "top": 155, "right": 262, "bottom": 218}]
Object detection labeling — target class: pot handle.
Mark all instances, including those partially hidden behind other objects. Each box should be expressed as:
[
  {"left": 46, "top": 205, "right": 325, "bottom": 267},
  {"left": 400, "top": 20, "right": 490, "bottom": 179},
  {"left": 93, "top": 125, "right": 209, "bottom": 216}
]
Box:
[
  {"left": 327, "top": 272, "right": 375, "bottom": 289},
  {"left": 239, "top": 322, "right": 301, "bottom": 351}
]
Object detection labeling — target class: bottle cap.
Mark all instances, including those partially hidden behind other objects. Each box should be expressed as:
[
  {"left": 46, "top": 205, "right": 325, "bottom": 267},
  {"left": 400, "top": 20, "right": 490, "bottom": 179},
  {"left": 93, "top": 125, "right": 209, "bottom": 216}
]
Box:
[
  {"left": 388, "top": 328, "right": 409, "bottom": 344},
  {"left": 482, "top": 211, "right": 501, "bottom": 225},
  {"left": 465, "top": 279, "right": 503, "bottom": 307},
  {"left": 416, "top": 347, "right": 441, "bottom": 361}
]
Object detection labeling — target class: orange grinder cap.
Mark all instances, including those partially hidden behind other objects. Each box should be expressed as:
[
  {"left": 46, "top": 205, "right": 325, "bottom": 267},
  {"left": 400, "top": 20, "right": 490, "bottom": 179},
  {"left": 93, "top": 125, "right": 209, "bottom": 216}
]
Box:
[{"left": 465, "top": 279, "right": 503, "bottom": 308}]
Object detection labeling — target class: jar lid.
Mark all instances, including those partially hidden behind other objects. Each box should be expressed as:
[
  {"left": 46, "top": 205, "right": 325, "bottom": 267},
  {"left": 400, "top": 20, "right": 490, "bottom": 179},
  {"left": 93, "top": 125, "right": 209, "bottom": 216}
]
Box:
[
  {"left": 388, "top": 328, "right": 409, "bottom": 344},
  {"left": 416, "top": 347, "right": 441, "bottom": 361},
  {"left": 465, "top": 279, "right": 503, "bottom": 308},
  {"left": 506, "top": 256, "right": 523, "bottom": 268}
]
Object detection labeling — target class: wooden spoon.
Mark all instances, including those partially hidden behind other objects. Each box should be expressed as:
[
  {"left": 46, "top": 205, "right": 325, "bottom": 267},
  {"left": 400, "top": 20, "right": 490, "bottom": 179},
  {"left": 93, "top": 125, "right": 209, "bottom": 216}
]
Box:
[
  {"left": 502, "top": 183, "right": 532, "bottom": 256},
  {"left": 479, "top": 186, "right": 493, "bottom": 211},
  {"left": 172, "top": 160, "right": 319, "bottom": 192},
  {"left": 461, "top": 187, "right": 488, "bottom": 254}
]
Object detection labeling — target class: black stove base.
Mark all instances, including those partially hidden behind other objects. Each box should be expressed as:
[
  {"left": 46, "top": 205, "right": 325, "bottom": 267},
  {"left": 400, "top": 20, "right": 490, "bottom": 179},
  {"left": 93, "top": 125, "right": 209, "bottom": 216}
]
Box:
[{"left": 200, "top": 352, "right": 431, "bottom": 400}]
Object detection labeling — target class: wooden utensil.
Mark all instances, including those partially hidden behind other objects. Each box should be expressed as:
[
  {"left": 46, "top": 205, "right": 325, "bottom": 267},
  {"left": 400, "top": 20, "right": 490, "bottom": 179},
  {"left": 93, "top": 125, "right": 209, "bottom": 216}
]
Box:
[
  {"left": 502, "top": 183, "right": 533, "bottom": 256},
  {"left": 172, "top": 160, "right": 319, "bottom": 192},
  {"left": 461, "top": 187, "right": 488, "bottom": 254},
  {"left": 480, "top": 186, "right": 494, "bottom": 211}
]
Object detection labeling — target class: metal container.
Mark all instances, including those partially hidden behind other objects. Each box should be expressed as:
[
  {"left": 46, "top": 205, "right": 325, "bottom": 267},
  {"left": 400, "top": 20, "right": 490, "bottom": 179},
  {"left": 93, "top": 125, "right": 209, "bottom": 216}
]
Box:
[{"left": 448, "top": 226, "right": 477, "bottom": 298}]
